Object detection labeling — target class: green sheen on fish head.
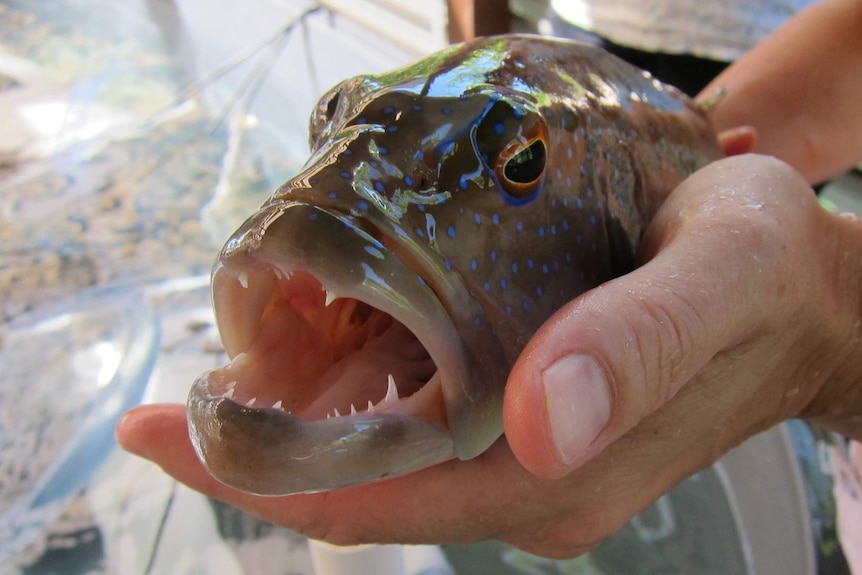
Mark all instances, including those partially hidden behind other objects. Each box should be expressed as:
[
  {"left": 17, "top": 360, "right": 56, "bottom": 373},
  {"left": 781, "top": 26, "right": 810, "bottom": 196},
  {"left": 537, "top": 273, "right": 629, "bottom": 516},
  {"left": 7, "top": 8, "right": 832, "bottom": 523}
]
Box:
[{"left": 186, "top": 35, "right": 721, "bottom": 496}]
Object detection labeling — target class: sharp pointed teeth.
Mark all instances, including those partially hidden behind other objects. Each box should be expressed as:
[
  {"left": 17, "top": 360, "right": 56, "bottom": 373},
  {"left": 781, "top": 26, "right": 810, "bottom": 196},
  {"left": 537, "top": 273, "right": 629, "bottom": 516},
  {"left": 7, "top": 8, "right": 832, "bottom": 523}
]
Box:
[
  {"left": 367, "top": 400, "right": 375, "bottom": 413},
  {"left": 350, "top": 403, "right": 358, "bottom": 416},
  {"left": 225, "top": 387, "right": 235, "bottom": 400},
  {"left": 324, "top": 290, "right": 338, "bottom": 306},
  {"left": 237, "top": 271, "right": 249, "bottom": 289},
  {"left": 272, "top": 400, "right": 283, "bottom": 410},
  {"left": 246, "top": 397, "right": 257, "bottom": 407},
  {"left": 384, "top": 374, "right": 399, "bottom": 402},
  {"left": 333, "top": 407, "right": 341, "bottom": 418}
]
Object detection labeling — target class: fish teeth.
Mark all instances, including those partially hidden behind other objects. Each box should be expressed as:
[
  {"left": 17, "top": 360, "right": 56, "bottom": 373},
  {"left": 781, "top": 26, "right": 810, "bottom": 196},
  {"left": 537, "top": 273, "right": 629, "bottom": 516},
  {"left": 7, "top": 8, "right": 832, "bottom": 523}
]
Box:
[
  {"left": 246, "top": 397, "right": 257, "bottom": 407},
  {"left": 237, "top": 271, "right": 249, "bottom": 289},
  {"left": 224, "top": 387, "right": 235, "bottom": 400},
  {"left": 333, "top": 407, "right": 341, "bottom": 418},
  {"left": 350, "top": 403, "right": 358, "bottom": 416},
  {"left": 272, "top": 400, "right": 283, "bottom": 410},
  {"left": 367, "top": 400, "right": 375, "bottom": 413},
  {"left": 324, "top": 289, "right": 338, "bottom": 306},
  {"left": 384, "top": 374, "right": 399, "bottom": 403}
]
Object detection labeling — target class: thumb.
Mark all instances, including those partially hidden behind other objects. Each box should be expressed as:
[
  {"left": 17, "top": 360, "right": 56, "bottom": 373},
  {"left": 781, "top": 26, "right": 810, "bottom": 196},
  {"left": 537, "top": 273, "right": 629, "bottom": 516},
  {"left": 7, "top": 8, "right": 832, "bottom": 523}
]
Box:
[{"left": 503, "top": 154, "right": 813, "bottom": 480}]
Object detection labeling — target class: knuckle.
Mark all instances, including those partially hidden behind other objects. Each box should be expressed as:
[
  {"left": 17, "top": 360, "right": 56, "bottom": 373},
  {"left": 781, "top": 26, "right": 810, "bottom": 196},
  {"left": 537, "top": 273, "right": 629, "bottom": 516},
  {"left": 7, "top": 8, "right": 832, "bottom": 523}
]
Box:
[{"left": 621, "top": 286, "right": 706, "bottom": 411}]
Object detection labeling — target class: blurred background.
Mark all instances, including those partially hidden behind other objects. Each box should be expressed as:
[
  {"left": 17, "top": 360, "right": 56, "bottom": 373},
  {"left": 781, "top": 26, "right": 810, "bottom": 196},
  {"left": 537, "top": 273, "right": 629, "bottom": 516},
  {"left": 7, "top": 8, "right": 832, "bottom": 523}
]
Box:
[{"left": 0, "top": 1, "right": 860, "bottom": 574}]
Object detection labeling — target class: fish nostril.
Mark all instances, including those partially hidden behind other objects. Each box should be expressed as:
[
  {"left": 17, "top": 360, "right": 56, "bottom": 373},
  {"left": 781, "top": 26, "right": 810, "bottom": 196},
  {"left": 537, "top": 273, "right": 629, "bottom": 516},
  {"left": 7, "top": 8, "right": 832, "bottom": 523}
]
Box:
[{"left": 325, "top": 91, "right": 340, "bottom": 121}]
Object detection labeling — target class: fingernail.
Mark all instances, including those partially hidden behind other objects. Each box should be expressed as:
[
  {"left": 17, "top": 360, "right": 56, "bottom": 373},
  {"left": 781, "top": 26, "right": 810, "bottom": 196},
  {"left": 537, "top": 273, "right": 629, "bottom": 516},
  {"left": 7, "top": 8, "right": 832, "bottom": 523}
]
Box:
[{"left": 543, "top": 354, "right": 611, "bottom": 467}]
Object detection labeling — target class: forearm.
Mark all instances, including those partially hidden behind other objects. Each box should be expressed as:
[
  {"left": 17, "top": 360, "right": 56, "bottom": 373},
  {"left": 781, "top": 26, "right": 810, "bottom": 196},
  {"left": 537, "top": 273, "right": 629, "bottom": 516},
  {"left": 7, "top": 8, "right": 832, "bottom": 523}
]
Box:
[{"left": 700, "top": 0, "right": 862, "bottom": 184}]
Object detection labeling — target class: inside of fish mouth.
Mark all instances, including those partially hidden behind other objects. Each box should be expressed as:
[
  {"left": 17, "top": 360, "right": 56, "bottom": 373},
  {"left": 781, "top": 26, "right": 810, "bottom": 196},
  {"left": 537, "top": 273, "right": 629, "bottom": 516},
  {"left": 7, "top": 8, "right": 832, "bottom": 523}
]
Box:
[{"left": 211, "top": 267, "right": 444, "bottom": 422}]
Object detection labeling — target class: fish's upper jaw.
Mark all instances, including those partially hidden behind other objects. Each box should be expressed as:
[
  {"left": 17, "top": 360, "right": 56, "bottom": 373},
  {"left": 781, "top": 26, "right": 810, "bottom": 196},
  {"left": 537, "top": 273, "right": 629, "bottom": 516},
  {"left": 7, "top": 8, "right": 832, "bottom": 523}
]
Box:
[{"left": 187, "top": 202, "right": 472, "bottom": 495}]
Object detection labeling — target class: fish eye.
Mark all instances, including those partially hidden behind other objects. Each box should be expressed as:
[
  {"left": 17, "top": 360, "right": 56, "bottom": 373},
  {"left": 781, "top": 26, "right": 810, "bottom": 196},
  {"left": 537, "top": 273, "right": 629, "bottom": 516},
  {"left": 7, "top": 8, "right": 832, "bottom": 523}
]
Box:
[
  {"left": 473, "top": 98, "right": 548, "bottom": 204},
  {"left": 497, "top": 138, "right": 547, "bottom": 196}
]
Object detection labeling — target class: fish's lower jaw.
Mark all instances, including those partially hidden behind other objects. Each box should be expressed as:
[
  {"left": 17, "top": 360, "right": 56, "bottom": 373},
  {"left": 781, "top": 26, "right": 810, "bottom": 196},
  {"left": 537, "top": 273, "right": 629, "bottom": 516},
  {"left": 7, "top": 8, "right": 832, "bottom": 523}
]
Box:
[{"left": 187, "top": 369, "right": 456, "bottom": 495}]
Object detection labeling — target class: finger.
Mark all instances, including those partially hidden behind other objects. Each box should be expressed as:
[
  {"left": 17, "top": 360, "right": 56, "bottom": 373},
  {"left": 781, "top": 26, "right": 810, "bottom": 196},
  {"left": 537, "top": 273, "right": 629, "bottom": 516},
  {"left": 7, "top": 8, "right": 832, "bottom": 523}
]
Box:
[
  {"left": 116, "top": 404, "right": 533, "bottom": 545},
  {"left": 504, "top": 154, "right": 815, "bottom": 479},
  {"left": 717, "top": 125, "right": 757, "bottom": 156}
]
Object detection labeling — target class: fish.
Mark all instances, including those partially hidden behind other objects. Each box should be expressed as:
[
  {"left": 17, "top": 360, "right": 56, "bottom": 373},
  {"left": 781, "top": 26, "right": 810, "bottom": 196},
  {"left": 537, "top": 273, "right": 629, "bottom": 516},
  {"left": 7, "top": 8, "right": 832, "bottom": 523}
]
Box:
[{"left": 186, "top": 34, "right": 722, "bottom": 496}]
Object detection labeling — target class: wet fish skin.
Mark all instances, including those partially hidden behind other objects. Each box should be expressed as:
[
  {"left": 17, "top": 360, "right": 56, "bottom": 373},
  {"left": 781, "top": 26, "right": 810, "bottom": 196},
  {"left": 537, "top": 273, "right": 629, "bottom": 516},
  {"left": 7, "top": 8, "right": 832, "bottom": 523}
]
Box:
[{"left": 187, "top": 35, "right": 721, "bottom": 495}]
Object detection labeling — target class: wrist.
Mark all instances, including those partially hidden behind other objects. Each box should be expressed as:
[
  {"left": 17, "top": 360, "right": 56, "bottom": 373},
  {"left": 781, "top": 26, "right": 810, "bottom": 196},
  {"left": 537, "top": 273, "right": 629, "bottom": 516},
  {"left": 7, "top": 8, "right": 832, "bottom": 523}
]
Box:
[{"left": 800, "top": 209, "right": 862, "bottom": 437}]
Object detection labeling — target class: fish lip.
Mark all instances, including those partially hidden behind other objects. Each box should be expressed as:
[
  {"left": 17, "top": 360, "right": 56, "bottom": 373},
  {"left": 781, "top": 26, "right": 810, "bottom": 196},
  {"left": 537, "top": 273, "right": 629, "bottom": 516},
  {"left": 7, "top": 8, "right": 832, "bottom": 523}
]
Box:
[
  {"left": 187, "top": 201, "right": 469, "bottom": 494},
  {"left": 187, "top": 372, "right": 455, "bottom": 495}
]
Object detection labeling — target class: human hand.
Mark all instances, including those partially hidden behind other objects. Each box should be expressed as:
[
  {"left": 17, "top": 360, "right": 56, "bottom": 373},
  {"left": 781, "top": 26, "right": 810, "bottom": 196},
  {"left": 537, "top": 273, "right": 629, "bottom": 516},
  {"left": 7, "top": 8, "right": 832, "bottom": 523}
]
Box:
[{"left": 116, "top": 154, "right": 862, "bottom": 557}]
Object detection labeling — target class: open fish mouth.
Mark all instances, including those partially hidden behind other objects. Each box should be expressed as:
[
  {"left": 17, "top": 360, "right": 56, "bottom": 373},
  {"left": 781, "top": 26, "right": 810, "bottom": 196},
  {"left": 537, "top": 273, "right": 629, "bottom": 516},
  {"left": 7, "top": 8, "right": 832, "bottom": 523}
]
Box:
[{"left": 187, "top": 202, "right": 469, "bottom": 495}]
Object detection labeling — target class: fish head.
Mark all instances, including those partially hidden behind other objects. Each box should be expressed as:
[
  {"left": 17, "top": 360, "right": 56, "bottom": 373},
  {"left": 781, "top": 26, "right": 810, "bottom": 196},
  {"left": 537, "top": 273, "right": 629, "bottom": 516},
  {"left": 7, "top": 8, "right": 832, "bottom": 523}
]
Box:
[{"left": 187, "top": 36, "right": 716, "bottom": 495}]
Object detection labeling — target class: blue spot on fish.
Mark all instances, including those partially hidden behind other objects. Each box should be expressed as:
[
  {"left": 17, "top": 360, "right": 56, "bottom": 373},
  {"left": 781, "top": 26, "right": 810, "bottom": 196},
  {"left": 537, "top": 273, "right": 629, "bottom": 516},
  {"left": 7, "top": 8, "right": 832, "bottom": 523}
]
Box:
[
  {"left": 474, "top": 212, "right": 482, "bottom": 225},
  {"left": 527, "top": 258, "right": 535, "bottom": 269},
  {"left": 471, "top": 257, "right": 478, "bottom": 271},
  {"left": 500, "top": 278, "right": 507, "bottom": 288},
  {"left": 492, "top": 213, "right": 500, "bottom": 225},
  {"left": 309, "top": 212, "right": 319, "bottom": 222},
  {"left": 511, "top": 262, "right": 518, "bottom": 274},
  {"left": 374, "top": 181, "right": 386, "bottom": 193},
  {"left": 459, "top": 176, "right": 469, "bottom": 189},
  {"left": 383, "top": 105, "right": 394, "bottom": 114},
  {"left": 494, "top": 122, "right": 504, "bottom": 135},
  {"left": 404, "top": 175, "right": 414, "bottom": 186},
  {"left": 358, "top": 200, "right": 369, "bottom": 212},
  {"left": 387, "top": 125, "right": 398, "bottom": 133},
  {"left": 448, "top": 226, "right": 456, "bottom": 238},
  {"left": 490, "top": 250, "right": 497, "bottom": 263},
  {"left": 516, "top": 221, "right": 523, "bottom": 233},
  {"left": 340, "top": 171, "right": 351, "bottom": 180}
]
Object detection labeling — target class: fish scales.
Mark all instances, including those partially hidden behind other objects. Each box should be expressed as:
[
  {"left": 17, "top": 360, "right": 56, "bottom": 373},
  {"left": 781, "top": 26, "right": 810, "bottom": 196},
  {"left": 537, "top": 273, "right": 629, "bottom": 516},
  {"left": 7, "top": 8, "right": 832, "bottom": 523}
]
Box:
[{"left": 186, "top": 35, "right": 721, "bottom": 495}]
